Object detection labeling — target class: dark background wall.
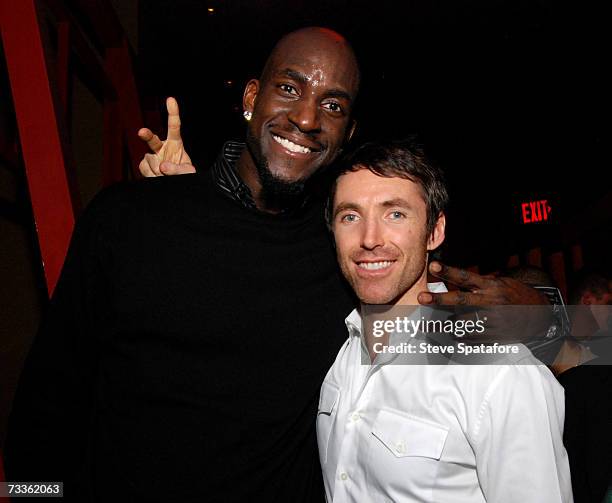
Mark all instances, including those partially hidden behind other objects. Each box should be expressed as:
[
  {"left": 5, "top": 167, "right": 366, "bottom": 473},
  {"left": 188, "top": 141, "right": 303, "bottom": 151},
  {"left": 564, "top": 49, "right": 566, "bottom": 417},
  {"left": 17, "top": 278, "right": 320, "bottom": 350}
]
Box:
[
  {"left": 137, "top": 0, "right": 609, "bottom": 269},
  {"left": 0, "top": 0, "right": 609, "bottom": 446}
]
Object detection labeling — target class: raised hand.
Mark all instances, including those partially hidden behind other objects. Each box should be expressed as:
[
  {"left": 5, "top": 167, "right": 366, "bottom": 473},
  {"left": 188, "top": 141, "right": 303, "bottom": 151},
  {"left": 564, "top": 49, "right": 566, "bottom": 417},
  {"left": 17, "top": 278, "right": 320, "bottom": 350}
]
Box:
[
  {"left": 418, "top": 261, "right": 552, "bottom": 343},
  {"left": 137, "top": 97, "right": 196, "bottom": 177},
  {"left": 418, "top": 261, "right": 548, "bottom": 306}
]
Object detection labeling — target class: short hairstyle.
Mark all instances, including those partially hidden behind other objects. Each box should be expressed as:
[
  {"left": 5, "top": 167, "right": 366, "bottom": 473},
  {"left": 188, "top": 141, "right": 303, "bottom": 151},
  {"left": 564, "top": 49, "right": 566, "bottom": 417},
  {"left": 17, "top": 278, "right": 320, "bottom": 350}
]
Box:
[
  {"left": 568, "top": 270, "right": 610, "bottom": 304},
  {"left": 325, "top": 139, "right": 449, "bottom": 235}
]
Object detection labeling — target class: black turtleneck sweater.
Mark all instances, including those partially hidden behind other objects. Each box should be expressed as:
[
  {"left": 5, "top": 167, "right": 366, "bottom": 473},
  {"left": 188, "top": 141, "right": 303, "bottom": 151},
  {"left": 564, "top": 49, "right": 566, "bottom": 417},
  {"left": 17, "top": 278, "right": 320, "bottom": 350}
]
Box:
[{"left": 5, "top": 165, "right": 355, "bottom": 501}]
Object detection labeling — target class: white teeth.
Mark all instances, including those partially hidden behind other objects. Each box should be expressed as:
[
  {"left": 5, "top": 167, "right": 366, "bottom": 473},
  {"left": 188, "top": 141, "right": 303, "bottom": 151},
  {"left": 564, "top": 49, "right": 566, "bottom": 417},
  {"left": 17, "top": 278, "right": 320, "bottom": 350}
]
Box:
[
  {"left": 272, "top": 135, "right": 312, "bottom": 154},
  {"left": 358, "top": 261, "right": 393, "bottom": 271}
]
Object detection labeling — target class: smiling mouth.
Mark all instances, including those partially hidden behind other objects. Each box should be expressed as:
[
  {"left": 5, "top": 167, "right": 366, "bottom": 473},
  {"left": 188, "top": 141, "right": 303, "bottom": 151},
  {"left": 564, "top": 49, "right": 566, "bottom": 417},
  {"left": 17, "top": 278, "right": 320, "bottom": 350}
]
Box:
[
  {"left": 272, "top": 134, "right": 313, "bottom": 154},
  {"left": 357, "top": 260, "right": 395, "bottom": 271}
]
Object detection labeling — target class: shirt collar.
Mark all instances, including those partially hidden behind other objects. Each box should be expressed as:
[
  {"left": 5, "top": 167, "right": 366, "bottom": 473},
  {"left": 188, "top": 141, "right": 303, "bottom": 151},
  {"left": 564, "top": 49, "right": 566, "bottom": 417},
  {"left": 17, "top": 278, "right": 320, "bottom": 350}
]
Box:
[
  {"left": 211, "top": 141, "right": 258, "bottom": 211},
  {"left": 211, "top": 140, "right": 311, "bottom": 214}
]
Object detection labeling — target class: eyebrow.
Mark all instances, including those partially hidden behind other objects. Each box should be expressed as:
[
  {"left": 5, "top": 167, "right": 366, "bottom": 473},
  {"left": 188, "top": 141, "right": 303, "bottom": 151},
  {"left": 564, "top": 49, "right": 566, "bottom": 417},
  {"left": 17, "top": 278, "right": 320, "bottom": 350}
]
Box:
[
  {"left": 278, "top": 68, "right": 354, "bottom": 102},
  {"left": 333, "top": 202, "right": 361, "bottom": 219},
  {"left": 380, "top": 198, "right": 414, "bottom": 209},
  {"left": 333, "top": 198, "right": 414, "bottom": 219},
  {"left": 280, "top": 68, "right": 308, "bottom": 84}
]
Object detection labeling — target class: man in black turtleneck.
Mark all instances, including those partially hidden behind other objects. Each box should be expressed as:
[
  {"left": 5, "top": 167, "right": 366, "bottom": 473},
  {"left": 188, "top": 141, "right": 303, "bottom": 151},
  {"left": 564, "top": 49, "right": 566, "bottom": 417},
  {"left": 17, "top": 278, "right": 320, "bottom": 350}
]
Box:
[
  {"left": 5, "top": 27, "right": 359, "bottom": 503},
  {"left": 5, "top": 27, "right": 547, "bottom": 502}
]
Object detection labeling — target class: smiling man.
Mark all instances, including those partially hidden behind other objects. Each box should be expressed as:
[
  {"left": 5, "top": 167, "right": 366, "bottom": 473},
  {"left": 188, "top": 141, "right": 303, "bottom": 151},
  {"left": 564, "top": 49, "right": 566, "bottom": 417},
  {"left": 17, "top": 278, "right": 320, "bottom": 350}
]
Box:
[
  {"left": 318, "top": 140, "right": 572, "bottom": 502},
  {"left": 6, "top": 28, "right": 360, "bottom": 502},
  {"left": 239, "top": 29, "right": 359, "bottom": 211},
  {"left": 139, "top": 27, "right": 359, "bottom": 214}
]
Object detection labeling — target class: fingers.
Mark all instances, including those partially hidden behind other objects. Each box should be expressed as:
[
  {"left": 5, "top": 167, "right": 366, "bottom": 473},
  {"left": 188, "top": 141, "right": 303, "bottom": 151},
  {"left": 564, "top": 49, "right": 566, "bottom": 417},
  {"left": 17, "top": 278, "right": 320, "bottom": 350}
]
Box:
[
  {"left": 418, "top": 289, "right": 485, "bottom": 306},
  {"left": 429, "top": 261, "right": 494, "bottom": 291},
  {"left": 139, "top": 158, "right": 153, "bottom": 177},
  {"left": 166, "top": 97, "right": 182, "bottom": 141},
  {"left": 139, "top": 159, "right": 195, "bottom": 178},
  {"left": 160, "top": 162, "right": 196, "bottom": 176},
  {"left": 139, "top": 153, "right": 162, "bottom": 177},
  {"left": 138, "top": 128, "right": 164, "bottom": 153},
  {"left": 417, "top": 291, "right": 434, "bottom": 305}
]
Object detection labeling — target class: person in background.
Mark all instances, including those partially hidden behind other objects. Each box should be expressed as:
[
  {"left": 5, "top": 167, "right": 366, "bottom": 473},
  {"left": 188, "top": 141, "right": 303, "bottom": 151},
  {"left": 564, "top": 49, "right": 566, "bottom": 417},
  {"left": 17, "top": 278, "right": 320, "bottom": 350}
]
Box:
[
  {"left": 507, "top": 266, "right": 611, "bottom": 502},
  {"left": 558, "top": 271, "right": 611, "bottom": 503},
  {"left": 504, "top": 265, "right": 567, "bottom": 367},
  {"left": 568, "top": 272, "right": 611, "bottom": 354}
]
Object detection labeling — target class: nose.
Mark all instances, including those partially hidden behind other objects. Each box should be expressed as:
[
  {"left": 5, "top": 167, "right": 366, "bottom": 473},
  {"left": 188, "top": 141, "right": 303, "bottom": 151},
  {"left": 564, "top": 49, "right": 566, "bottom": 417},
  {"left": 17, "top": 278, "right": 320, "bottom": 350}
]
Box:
[
  {"left": 361, "top": 218, "right": 384, "bottom": 250},
  {"left": 287, "top": 96, "right": 321, "bottom": 134}
]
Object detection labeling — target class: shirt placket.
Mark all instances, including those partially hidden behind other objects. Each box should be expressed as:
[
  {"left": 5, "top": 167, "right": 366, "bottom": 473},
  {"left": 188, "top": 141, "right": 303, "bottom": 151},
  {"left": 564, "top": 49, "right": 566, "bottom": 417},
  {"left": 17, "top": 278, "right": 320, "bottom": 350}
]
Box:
[{"left": 332, "top": 349, "right": 382, "bottom": 502}]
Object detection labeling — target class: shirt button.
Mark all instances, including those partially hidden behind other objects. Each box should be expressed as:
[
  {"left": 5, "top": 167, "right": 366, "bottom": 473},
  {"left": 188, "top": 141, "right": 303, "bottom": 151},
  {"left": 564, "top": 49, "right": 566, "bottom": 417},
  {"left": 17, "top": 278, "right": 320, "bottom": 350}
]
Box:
[
  {"left": 351, "top": 412, "right": 360, "bottom": 422},
  {"left": 396, "top": 442, "right": 405, "bottom": 454},
  {"left": 340, "top": 472, "right": 348, "bottom": 481}
]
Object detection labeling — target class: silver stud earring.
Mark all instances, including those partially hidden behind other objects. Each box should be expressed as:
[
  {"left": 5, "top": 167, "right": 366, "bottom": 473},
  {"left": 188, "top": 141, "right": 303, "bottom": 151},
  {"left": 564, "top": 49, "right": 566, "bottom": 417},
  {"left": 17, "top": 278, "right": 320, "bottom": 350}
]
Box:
[{"left": 243, "top": 110, "right": 252, "bottom": 121}]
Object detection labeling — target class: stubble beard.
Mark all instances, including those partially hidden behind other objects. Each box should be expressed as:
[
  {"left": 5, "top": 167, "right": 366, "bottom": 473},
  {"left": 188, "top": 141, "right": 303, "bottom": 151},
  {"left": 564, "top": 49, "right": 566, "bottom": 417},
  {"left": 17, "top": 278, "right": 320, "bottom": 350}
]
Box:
[
  {"left": 341, "top": 248, "right": 430, "bottom": 306},
  {"left": 246, "top": 128, "right": 308, "bottom": 209}
]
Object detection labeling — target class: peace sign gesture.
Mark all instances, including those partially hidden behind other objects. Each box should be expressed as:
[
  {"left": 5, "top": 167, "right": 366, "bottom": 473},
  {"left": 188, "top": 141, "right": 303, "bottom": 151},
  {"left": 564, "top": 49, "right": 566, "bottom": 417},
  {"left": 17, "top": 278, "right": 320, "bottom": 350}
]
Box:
[{"left": 137, "top": 97, "right": 196, "bottom": 177}]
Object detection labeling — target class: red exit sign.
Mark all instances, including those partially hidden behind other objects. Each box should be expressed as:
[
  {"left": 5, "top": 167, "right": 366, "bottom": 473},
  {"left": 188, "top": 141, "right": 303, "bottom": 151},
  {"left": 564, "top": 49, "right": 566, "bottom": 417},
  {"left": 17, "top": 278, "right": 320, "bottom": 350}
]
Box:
[{"left": 521, "top": 199, "right": 552, "bottom": 224}]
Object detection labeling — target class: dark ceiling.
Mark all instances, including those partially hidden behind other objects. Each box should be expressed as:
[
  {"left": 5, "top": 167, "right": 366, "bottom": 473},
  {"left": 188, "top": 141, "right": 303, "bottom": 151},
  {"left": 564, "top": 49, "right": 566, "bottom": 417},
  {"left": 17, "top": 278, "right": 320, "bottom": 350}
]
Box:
[{"left": 136, "top": 0, "right": 609, "bottom": 269}]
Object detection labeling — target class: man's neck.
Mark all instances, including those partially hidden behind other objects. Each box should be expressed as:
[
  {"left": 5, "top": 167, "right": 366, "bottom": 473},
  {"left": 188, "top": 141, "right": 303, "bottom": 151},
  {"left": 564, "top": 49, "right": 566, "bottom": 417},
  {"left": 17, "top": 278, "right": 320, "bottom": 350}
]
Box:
[
  {"left": 235, "top": 150, "right": 308, "bottom": 214},
  {"left": 395, "top": 276, "right": 429, "bottom": 306},
  {"left": 235, "top": 150, "right": 272, "bottom": 213},
  {"left": 363, "top": 274, "right": 430, "bottom": 362}
]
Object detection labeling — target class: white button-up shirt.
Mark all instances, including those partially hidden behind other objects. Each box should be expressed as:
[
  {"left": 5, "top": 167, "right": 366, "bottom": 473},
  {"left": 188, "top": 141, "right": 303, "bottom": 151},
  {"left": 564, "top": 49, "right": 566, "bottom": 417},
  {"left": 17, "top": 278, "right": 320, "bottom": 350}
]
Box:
[{"left": 317, "top": 284, "right": 572, "bottom": 503}]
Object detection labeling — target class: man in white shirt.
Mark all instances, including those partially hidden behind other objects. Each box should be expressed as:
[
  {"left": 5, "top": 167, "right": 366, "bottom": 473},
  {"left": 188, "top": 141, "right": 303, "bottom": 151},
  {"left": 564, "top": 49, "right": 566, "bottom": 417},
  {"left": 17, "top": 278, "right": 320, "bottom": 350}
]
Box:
[{"left": 318, "top": 139, "right": 572, "bottom": 502}]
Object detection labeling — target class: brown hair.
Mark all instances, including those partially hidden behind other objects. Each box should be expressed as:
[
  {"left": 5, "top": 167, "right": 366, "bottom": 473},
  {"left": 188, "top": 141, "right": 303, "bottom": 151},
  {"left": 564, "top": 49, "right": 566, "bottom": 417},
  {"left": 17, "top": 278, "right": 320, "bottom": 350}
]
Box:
[{"left": 326, "top": 139, "right": 449, "bottom": 235}]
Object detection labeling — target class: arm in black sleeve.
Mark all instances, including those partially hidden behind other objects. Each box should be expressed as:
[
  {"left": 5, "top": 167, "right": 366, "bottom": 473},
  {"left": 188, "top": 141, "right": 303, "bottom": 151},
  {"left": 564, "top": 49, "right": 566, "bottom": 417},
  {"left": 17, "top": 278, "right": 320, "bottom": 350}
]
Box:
[{"left": 4, "top": 189, "right": 114, "bottom": 495}]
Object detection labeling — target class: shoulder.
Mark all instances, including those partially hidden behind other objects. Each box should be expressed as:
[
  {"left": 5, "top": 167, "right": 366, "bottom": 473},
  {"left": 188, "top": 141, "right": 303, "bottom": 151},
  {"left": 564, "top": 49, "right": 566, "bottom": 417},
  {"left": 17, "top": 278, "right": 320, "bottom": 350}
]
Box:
[
  {"left": 477, "top": 363, "right": 564, "bottom": 422},
  {"left": 460, "top": 363, "right": 565, "bottom": 445},
  {"left": 323, "top": 328, "right": 358, "bottom": 390},
  {"left": 477, "top": 358, "right": 563, "bottom": 402},
  {"left": 80, "top": 172, "right": 216, "bottom": 224},
  {"left": 92, "top": 172, "right": 211, "bottom": 207},
  {"left": 464, "top": 344, "right": 563, "bottom": 401},
  {"left": 503, "top": 363, "right": 563, "bottom": 398}
]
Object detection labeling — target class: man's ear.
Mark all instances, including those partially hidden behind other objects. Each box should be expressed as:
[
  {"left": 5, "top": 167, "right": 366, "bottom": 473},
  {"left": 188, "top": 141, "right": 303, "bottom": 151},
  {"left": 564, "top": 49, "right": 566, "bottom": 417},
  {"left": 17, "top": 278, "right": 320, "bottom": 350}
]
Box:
[
  {"left": 243, "top": 79, "right": 259, "bottom": 113},
  {"left": 427, "top": 212, "right": 446, "bottom": 251}
]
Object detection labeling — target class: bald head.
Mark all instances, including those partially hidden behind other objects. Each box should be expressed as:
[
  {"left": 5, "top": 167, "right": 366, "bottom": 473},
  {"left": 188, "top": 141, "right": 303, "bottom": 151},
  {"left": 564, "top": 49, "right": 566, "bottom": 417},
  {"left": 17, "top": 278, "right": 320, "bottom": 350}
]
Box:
[
  {"left": 261, "top": 27, "right": 360, "bottom": 95},
  {"left": 239, "top": 26, "right": 361, "bottom": 210}
]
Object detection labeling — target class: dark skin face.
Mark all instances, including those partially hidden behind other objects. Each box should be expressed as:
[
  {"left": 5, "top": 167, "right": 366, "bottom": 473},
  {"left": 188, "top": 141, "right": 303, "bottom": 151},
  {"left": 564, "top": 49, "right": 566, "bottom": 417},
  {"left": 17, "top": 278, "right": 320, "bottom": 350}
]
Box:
[{"left": 236, "top": 28, "right": 360, "bottom": 213}]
